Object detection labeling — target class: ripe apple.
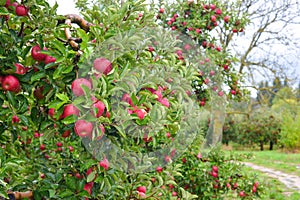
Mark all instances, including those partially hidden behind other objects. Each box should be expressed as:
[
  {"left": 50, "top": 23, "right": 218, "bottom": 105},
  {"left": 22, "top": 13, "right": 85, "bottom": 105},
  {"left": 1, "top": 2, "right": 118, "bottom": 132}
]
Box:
[
  {"left": 31, "top": 45, "right": 46, "bottom": 61},
  {"left": 93, "top": 57, "right": 112, "bottom": 75},
  {"left": 84, "top": 182, "right": 94, "bottom": 195},
  {"left": 215, "top": 8, "right": 222, "bottom": 15},
  {"left": 212, "top": 166, "right": 218, "bottom": 172},
  {"left": 48, "top": 108, "right": 56, "bottom": 119},
  {"left": 159, "top": 8, "right": 164, "bottom": 13},
  {"left": 40, "top": 174, "right": 45, "bottom": 179},
  {"left": 99, "top": 158, "right": 109, "bottom": 170},
  {"left": 218, "top": 91, "right": 224, "bottom": 96},
  {"left": 68, "top": 146, "right": 74, "bottom": 152},
  {"left": 15, "top": 5, "right": 28, "bottom": 16},
  {"left": 14, "top": 63, "right": 27, "bottom": 75},
  {"left": 239, "top": 191, "right": 246, "bottom": 197},
  {"left": 211, "top": 171, "right": 218, "bottom": 178},
  {"left": 44, "top": 55, "right": 56, "bottom": 64},
  {"left": 71, "top": 78, "right": 92, "bottom": 96},
  {"left": 74, "top": 120, "right": 93, "bottom": 138},
  {"left": 211, "top": 15, "right": 217, "bottom": 22},
  {"left": 12, "top": 115, "right": 20, "bottom": 124},
  {"left": 1, "top": 75, "right": 20, "bottom": 93},
  {"left": 156, "top": 166, "right": 163, "bottom": 173},
  {"left": 252, "top": 186, "right": 257, "bottom": 193},
  {"left": 91, "top": 100, "right": 105, "bottom": 118},
  {"left": 134, "top": 109, "right": 147, "bottom": 120},
  {"left": 172, "top": 191, "right": 177, "bottom": 196},
  {"left": 62, "top": 130, "right": 71, "bottom": 138},
  {"left": 5, "top": 0, "right": 12, "bottom": 7},
  {"left": 137, "top": 186, "right": 146, "bottom": 194},
  {"left": 40, "top": 144, "right": 45, "bottom": 151},
  {"left": 60, "top": 104, "right": 80, "bottom": 119},
  {"left": 56, "top": 142, "right": 63, "bottom": 147},
  {"left": 158, "top": 98, "right": 170, "bottom": 108},
  {"left": 210, "top": 4, "right": 216, "bottom": 10},
  {"left": 224, "top": 15, "right": 230, "bottom": 23}
]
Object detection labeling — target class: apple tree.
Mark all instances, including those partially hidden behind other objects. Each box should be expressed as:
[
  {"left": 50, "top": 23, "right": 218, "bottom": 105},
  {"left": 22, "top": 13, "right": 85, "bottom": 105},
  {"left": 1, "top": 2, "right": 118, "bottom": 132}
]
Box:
[{"left": 0, "top": 0, "right": 262, "bottom": 199}]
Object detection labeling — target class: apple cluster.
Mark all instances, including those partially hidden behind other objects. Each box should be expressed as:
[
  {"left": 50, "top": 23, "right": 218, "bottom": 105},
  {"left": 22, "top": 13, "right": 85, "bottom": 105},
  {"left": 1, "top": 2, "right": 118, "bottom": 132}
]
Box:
[{"left": 2, "top": 0, "right": 28, "bottom": 19}]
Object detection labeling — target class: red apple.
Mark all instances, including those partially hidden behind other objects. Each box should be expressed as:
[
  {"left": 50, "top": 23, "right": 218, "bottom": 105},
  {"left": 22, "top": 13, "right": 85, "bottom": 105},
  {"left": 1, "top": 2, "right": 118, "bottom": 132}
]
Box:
[
  {"left": 91, "top": 100, "right": 105, "bottom": 118},
  {"left": 211, "top": 171, "right": 218, "bottom": 178},
  {"left": 224, "top": 16, "right": 230, "bottom": 23},
  {"left": 156, "top": 166, "right": 163, "bottom": 173},
  {"left": 99, "top": 158, "right": 109, "bottom": 170},
  {"left": 56, "top": 142, "right": 63, "bottom": 147},
  {"left": 239, "top": 191, "right": 246, "bottom": 197},
  {"left": 31, "top": 45, "right": 46, "bottom": 61},
  {"left": 211, "top": 15, "right": 217, "bottom": 22},
  {"left": 210, "top": 4, "right": 216, "bottom": 10},
  {"left": 137, "top": 186, "right": 146, "bottom": 194},
  {"left": 1, "top": 75, "right": 20, "bottom": 93},
  {"left": 74, "top": 120, "right": 93, "bottom": 138},
  {"left": 71, "top": 78, "right": 92, "bottom": 96},
  {"left": 158, "top": 98, "right": 170, "bottom": 108},
  {"left": 44, "top": 55, "right": 56, "bottom": 64},
  {"left": 172, "top": 191, "right": 177, "bottom": 196},
  {"left": 15, "top": 5, "right": 28, "bottom": 16},
  {"left": 215, "top": 8, "right": 222, "bottom": 15},
  {"left": 84, "top": 182, "right": 94, "bottom": 195},
  {"left": 212, "top": 166, "right": 218, "bottom": 172},
  {"left": 14, "top": 63, "right": 27, "bottom": 75},
  {"left": 40, "top": 144, "right": 45, "bottom": 151},
  {"left": 93, "top": 57, "right": 112, "bottom": 75},
  {"left": 159, "top": 8, "right": 164, "bottom": 13},
  {"left": 60, "top": 104, "right": 80, "bottom": 119},
  {"left": 48, "top": 108, "right": 56, "bottom": 119},
  {"left": 40, "top": 174, "right": 45, "bottom": 179},
  {"left": 62, "top": 130, "right": 71, "bottom": 138},
  {"left": 68, "top": 146, "right": 74, "bottom": 152},
  {"left": 134, "top": 109, "right": 147, "bottom": 120},
  {"left": 5, "top": 0, "right": 12, "bottom": 7}
]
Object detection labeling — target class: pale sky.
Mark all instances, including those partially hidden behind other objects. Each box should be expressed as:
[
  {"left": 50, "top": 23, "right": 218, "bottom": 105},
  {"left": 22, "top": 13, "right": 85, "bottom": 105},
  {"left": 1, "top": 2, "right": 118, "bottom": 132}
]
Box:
[{"left": 47, "top": 0, "right": 79, "bottom": 15}]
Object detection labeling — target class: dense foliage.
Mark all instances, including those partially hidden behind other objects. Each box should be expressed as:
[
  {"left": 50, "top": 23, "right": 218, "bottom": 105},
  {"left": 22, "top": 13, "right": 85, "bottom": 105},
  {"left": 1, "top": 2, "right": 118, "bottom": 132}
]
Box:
[{"left": 0, "top": 0, "right": 262, "bottom": 199}]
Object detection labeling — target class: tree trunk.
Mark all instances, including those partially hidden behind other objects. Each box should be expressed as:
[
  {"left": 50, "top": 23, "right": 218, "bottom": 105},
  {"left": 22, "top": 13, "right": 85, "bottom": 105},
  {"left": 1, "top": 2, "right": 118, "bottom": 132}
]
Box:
[
  {"left": 260, "top": 141, "right": 264, "bottom": 151},
  {"left": 269, "top": 141, "right": 273, "bottom": 150}
]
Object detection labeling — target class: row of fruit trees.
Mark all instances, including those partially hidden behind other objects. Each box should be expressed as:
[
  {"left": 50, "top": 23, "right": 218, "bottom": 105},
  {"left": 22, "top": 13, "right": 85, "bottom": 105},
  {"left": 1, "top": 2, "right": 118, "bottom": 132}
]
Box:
[{"left": 0, "top": 0, "right": 262, "bottom": 199}]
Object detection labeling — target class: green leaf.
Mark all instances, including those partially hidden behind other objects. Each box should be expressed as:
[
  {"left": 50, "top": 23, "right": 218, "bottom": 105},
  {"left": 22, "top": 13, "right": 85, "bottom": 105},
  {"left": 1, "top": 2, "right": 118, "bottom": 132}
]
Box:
[
  {"left": 48, "top": 100, "right": 66, "bottom": 110},
  {"left": 62, "top": 115, "right": 77, "bottom": 125},
  {"left": 58, "top": 190, "right": 74, "bottom": 198},
  {"left": 56, "top": 93, "right": 70, "bottom": 102},
  {"left": 0, "top": 7, "right": 8, "bottom": 15},
  {"left": 52, "top": 40, "right": 66, "bottom": 55},
  {"left": 31, "top": 71, "right": 46, "bottom": 82},
  {"left": 6, "top": 92, "right": 16, "bottom": 107},
  {"left": 87, "top": 171, "right": 97, "bottom": 183},
  {"left": 18, "top": 115, "right": 29, "bottom": 126}
]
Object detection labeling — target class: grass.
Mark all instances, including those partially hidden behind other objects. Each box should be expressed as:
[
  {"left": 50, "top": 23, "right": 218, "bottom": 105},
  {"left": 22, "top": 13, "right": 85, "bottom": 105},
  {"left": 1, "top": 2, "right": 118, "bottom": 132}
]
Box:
[
  {"left": 225, "top": 147, "right": 300, "bottom": 176},
  {"left": 223, "top": 144, "right": 300, "bottom": 199},
  {"left": 248, "top": 167, "right": 300, "bottom": 200}
]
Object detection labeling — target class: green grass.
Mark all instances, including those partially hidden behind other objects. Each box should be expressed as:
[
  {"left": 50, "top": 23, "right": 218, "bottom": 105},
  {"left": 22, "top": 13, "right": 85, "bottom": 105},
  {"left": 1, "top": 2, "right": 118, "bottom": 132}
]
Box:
[
  {"left": 223, "top": 145, "right": 300, "bottom": 199},
  {"left": 244, "top": 166, "right": 300, "bottom": 200},
  {"left": 230, "top": 150, "right": 300, "bottom": 176}
]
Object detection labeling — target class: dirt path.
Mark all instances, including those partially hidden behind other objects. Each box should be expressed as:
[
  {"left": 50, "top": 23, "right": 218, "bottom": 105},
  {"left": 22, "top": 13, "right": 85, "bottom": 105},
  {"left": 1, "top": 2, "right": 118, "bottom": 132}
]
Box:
[{"left": 243, "top": 162, "right": 300, "bottom": 191}]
